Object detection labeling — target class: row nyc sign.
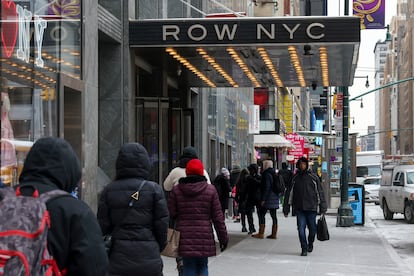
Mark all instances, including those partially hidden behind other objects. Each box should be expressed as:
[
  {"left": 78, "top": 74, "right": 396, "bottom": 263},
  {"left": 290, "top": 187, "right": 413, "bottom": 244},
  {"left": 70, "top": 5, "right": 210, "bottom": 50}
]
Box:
[{"left": 129, "top": 17, "right": 360, "bottom": 46}]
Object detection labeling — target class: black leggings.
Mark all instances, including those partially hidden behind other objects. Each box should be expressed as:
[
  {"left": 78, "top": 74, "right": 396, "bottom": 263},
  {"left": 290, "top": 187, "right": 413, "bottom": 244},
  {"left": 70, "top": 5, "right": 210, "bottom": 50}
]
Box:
[{"left": 257, "top": 206, "right": 278, "bottom": 225}]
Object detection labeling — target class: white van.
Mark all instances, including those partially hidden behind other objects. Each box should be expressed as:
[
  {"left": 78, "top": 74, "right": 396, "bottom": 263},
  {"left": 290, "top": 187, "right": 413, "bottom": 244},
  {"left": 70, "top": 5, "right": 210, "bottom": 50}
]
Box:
[{"left": 379, "top": 164, "right": 414, "bottom": 223}]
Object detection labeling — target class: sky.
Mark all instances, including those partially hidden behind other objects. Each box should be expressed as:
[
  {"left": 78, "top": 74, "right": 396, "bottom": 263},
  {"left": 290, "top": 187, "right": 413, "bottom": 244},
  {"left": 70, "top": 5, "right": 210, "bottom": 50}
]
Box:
[{"left": 327, "top": 0, "right": 398, "bottom": 136}]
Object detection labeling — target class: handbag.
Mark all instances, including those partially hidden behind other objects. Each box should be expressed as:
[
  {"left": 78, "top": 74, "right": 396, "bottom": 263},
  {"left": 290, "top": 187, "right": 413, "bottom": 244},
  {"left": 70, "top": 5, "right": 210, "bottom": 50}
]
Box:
[
  {"left": 103, "top": 180, "right": 147, "bottom": 255},
  {"left": 161, "top": 223, "right": 180, "bottom": 258},
  {"left": 317, "top": 214, "right": 330, "bottom": 241}
]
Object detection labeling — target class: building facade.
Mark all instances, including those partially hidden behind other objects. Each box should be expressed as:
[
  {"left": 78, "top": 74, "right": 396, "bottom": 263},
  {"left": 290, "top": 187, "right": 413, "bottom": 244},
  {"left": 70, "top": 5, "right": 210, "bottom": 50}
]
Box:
[
  {"left": 378, "top": 0, "right": 414, "bottom": 156},
  {"left": 1, "top": 0, "right": 360, "bottom": 212}
]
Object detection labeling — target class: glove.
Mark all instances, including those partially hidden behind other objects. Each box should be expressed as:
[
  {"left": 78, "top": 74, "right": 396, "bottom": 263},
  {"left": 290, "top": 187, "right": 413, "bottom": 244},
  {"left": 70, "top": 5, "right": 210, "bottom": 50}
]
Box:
[{"left": 220, "top": 241, "right": 228, "bottom": 252}]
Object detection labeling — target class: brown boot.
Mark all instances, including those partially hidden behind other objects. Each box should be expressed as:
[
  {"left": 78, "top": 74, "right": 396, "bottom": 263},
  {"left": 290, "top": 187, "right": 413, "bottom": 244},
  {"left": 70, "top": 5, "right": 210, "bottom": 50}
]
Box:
[
  {"left": 266, "top": 224, "right": 278, "bottom": 239},
  {"left": 252, "top": 224, "right": 265, "bottom": 239}
]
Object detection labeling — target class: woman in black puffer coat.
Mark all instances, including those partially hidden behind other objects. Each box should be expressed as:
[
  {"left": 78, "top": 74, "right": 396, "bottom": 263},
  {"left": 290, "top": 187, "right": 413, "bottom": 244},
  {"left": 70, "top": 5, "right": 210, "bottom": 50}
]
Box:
[{"left": 97, "top": 143, "right": 169, "bottom": 276}]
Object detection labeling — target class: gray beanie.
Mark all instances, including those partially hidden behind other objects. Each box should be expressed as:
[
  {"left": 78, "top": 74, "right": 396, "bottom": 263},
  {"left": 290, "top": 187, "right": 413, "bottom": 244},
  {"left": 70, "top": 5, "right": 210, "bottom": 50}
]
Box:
[{"left": 180, "top": 146, "right": 198, "bottom": 159}]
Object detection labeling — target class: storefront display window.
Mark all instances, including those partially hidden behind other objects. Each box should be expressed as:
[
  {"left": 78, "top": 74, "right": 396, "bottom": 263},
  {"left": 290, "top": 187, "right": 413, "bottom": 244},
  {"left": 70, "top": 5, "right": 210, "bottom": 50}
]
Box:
[{"left": 1, "top": 0, "right": 82, "bottom": 185}]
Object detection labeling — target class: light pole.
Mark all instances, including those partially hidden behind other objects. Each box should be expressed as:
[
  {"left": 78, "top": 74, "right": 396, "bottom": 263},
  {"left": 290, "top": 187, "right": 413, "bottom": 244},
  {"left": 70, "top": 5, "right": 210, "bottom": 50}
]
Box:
[
  {"left": 354, "top": 75, "right": 370, "bottom": 89},
  {"left": 349, "top": 77, "right": 414, "bottom": 101},
  {"left": 337, "top": 0, "right": 354, "bottom": 227},
  {"left": 350, "top": 77, "right": 414, "bottom": 155}
]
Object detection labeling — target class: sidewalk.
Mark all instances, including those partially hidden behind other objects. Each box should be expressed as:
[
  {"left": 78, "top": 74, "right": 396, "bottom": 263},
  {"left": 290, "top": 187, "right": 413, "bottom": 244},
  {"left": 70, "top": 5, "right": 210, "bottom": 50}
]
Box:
[{"left": 162, "top": 209, "right": 414, "bottom": 276}]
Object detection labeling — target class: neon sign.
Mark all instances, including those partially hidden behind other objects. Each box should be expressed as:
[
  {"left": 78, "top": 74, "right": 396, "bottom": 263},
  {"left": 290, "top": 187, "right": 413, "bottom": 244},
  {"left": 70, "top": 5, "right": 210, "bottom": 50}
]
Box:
[
  {"left": 1, "top": 0, "right": 47, "bottom": 68},
  {"left": 1, "top": 0, "right": 18, "bottom": 58}
]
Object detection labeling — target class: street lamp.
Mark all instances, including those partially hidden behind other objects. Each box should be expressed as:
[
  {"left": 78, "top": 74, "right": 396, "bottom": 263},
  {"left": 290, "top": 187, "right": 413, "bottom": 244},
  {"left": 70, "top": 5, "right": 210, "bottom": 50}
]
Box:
[
  {"left": 349, "top": 77, "right": 414, "bottom": 102},
  {"left": 354, "top": 75, "right": 369, "bottom": 88},
  {"left": 352, "top": 98, "right": 363, "bottom": 108},
  {"left": 337, "top": 0, "right": 354, "bottom": 227}
]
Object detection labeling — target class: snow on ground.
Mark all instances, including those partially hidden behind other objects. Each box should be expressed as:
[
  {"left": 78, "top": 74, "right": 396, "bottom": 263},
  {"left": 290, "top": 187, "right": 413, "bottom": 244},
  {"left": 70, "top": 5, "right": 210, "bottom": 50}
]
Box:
[{"left": 365, "top": 204, "right": 414, "bottom": 271}]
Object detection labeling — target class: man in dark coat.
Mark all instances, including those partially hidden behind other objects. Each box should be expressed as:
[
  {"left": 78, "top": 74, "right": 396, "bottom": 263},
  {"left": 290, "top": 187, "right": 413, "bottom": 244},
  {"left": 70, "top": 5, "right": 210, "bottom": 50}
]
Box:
[
  {"left": 245, "top": 163, "right": 261, "bottom": 234},
  {"left": 17, "top": 137, "right": 108, "bottom": 275},
  {"left": 168, "top": 159, "right": 228, "bottom": 276},
  {"left": 279, "top": 162, "right": 293, "bottom": 189},
  {"left": 283, "top": 157, "right": 327, "bottom": 256},
  {"left": 97, "top": 143, "right": 169, "bottom": 276}
]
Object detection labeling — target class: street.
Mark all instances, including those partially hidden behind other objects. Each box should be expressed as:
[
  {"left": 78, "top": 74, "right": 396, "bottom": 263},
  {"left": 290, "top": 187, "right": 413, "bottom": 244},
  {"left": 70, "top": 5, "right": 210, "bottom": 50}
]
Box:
[{"left": 365, "top": 203, "right": 414, "bottom": 268}]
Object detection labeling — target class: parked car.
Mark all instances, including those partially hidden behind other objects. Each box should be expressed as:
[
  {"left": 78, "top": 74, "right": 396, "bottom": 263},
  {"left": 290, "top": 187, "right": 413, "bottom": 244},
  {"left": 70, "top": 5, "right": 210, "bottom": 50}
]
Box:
[
  {"left": 379, "top": 164, "right": 414, "bottom": 223},
  {"left": 363, "top": 176, "right": 380, "bottom": 205}
]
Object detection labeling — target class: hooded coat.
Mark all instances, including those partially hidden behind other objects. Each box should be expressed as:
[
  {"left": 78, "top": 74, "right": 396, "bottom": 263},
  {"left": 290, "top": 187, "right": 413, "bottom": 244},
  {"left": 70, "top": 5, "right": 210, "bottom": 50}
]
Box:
[
  {"left": 284, "top": 157, "right": 327, "bottom": 214},
  {"left": 168, "top": 175, "right": 228, "bottom": 257},
  {"left": 97, "top": 143, "right": 169, "bottom": 276},
  {"left": 17, "top": 137, "right": 108, "bottom": 276}
]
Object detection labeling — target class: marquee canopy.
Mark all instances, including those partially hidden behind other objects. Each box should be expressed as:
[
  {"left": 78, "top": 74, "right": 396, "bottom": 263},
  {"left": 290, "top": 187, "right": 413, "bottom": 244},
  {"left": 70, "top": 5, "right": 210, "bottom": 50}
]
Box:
[{"left": 129, "top": 16, "right": 360, "bottom": 89}]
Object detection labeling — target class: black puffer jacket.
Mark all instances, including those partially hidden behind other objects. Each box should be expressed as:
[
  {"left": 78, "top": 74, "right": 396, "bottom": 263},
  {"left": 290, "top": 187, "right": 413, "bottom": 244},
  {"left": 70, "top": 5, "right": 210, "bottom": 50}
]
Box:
[
  {"left": 18, "top": 137, "right": 108, "bottom": 276},
  {"left": 97, "top": 143, "right": 169, "bottom": 276},
  {"left": 283, "top": 158, "right": 327, "bottom": 214}
]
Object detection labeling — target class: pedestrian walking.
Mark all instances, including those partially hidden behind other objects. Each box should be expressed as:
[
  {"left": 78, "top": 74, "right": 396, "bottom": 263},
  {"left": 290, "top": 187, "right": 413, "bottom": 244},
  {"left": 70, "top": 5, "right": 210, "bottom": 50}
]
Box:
[
  {"left": 235, "top": 168, "right": 251, "bottom": 232},
  {"left": 283, "top": 157, "right": 327, "bottom": 256},
  {"left": 168, "top": 159, "right": 229, "bottom": 276},
  {"left": 230, "top": 165, "right": 241, "bottom": 222},
  {"left": 245, "top": 163, "right": 262, "bottom": 234},
  {"left": 279, "top": 162, "right": 293, "bottom": 190},
  {"left": 252, "top": 160, "right": 280, "bottom": 239},
  {"left": 163, "top": 146, "right": 211, "bottom": 275},
  {"left": 97, "top": 142, "right": 169, "bottom": 275},
  {"left": 213, "top": 167, "right": 232, "bottom": 216},
  {"left": 279, "top": 162, "right": 293, "bottom": 208},
  {"left": 17, "top": 137, "right": 108, "bottom": 275}
]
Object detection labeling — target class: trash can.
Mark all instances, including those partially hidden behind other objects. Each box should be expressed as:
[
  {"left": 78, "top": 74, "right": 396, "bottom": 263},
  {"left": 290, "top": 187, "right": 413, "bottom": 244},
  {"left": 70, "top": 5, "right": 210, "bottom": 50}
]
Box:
[{"left": 348, "top": 183, "right": 365, "bottom": 225}]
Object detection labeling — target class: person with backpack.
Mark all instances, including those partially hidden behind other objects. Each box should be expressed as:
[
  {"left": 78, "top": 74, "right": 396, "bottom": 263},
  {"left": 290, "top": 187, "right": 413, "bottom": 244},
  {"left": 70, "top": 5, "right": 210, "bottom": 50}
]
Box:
[
  {"left": 252, "top": 159, "right": 280, "bottom": 239},
  {"left": 4, "top": 137, "right": 108, "bottom": 275},
  {"left": 283, "top": 157, "right": 327, "bottom": 256},
  {"left": 97, "top": 142, "right": 169, "bottom": 276},
  {"left": 213, "top": 168, "right": 232, "bottom": 216}
]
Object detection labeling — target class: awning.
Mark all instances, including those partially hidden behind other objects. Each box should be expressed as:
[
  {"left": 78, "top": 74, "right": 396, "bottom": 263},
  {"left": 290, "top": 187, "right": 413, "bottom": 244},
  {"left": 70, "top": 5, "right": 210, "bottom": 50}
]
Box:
[{"left": 253, "top": 134, "right": 295, "bottom": 149}]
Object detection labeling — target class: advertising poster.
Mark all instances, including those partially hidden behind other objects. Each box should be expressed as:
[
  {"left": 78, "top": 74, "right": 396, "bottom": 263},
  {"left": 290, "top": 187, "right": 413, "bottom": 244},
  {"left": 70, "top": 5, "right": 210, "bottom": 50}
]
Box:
[{"left": 353, "top": 0, "right": 385, "bottom": 29}]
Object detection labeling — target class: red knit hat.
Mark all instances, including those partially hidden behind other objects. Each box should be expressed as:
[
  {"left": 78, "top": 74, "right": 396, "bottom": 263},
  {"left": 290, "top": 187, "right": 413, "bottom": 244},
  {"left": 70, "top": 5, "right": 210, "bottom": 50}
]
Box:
[{"left": 186, "top": 159, "right": 204, "bottom": 176}]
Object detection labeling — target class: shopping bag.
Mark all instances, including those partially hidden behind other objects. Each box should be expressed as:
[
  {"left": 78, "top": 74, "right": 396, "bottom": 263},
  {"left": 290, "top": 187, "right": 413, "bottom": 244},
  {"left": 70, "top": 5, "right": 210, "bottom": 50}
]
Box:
[
  {"left": 317, "top": 214, "right": 330, "bottom": 241},
  {"left": 161, "top": 228, "right": 180, "bottom": 257}
]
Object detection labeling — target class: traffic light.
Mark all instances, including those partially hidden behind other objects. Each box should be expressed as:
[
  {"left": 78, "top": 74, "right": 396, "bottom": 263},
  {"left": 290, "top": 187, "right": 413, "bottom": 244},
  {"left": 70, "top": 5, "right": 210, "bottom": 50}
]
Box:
[
  {"left": 320, "top": 87, "right": 327, "bottom": 106},
  {"left": 332, "top": 93, "right": 337, "bottom": 112}
]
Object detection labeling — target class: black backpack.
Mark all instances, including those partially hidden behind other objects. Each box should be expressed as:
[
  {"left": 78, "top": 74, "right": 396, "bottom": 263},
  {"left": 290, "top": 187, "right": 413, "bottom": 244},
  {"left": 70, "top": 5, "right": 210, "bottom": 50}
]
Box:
[{"left": 272, "top": 172, "right": 285, "bottom": 195}]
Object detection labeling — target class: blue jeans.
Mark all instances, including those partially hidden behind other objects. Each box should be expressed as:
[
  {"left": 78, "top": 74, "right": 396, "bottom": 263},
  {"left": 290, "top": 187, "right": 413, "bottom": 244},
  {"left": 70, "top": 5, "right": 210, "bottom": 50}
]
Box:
[
  {"left": 295, "top": 209, "right": 317, "bottom": 250},
  {"left": 182, "top": 256, "right": 208, "bottom": 276}
]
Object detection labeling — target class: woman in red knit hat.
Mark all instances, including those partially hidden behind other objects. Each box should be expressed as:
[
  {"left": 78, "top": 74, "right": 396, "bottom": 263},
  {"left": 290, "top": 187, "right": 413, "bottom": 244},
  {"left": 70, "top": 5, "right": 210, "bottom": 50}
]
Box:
[{"left": 168, "top": 159, "right": 229, "bottom": 276}]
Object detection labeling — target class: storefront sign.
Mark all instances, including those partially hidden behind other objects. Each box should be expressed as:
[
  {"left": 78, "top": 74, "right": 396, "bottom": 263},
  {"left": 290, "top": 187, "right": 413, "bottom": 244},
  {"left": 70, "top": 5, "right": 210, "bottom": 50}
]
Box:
[
  {"left": 286, "top": 133, "right": 305, "bottom": 163},
  {"left": 249, "top": 105, "right": 260, "bottom": 134},
  {"left": 130, "top": 17, "right": 360, "bottom": 46},
  {"left": 1, "top": 1, "right": 47, "bottom": 68}
]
